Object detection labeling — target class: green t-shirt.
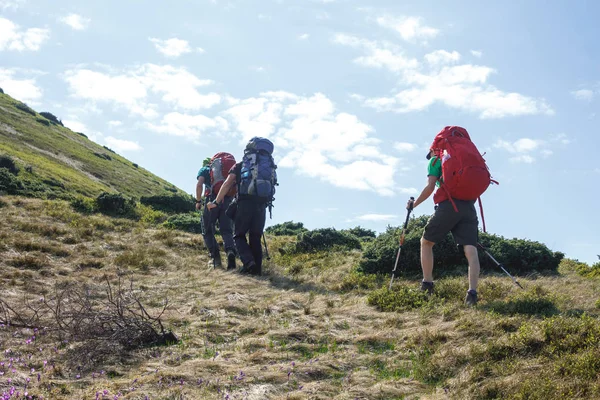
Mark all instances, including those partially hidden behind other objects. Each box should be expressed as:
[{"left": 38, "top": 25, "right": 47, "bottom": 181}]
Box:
[{"left": 427, "top": 156, "right": 442, "bottom": 186}]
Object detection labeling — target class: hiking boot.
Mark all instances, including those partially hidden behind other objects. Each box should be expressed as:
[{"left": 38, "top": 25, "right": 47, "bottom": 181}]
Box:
[
  {"left": 465, "top": 290, "right": 478, "bottom": 307},
  {"left": 212, "top": 251, "right": 222, "bottom": 269},
  {"left": 239, "top": 261, "right": 255, "bottom": 275},
  {"left": 226, "top": 251, "right": 236, "bottom": 271},
  {"left": 420, "top": 281, "right": 435, "bottom": 295},
  {"left": 250, "top": 263, "right": 262, "bottom": 277}
]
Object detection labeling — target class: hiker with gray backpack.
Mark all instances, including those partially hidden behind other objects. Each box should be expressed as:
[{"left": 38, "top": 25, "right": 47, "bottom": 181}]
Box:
[
  {"left": 208, "top": 137, "right": 277, "bottom": 276},
  {"left": 196, "top": 153, "right": 238, "bottom": 270}
]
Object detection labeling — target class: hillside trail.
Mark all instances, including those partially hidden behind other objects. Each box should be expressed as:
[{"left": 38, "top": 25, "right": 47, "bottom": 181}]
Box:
[{"left": 0, "top": 197, "right": 447, "bottom": 400}]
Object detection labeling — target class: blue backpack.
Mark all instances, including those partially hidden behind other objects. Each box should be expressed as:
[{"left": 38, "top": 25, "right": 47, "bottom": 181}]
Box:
[{"left": 239, "top": 137, "right": 277, "bottom": 208}]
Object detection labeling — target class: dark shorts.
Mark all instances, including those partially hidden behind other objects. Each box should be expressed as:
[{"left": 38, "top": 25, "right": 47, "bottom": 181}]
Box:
[{"left": 422, "top": 200, "right": 479, "bottom": 246}]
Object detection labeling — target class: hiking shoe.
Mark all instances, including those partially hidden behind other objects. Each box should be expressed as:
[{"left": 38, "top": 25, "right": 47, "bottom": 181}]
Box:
[
  {"left": 239, "top": 261, "right": 255, "bottom": 275},
  {"left": 212, "top": 252, "right": 222, "bottom": 269},
  {"left": 420, "top": 281, "right": 435, "bottom": 295},
  {"left": 226, "top": 251, "right": 236, "bottom": 271},
  {"left": 465, "top": 290, "right": 478, "bottom": 307}
]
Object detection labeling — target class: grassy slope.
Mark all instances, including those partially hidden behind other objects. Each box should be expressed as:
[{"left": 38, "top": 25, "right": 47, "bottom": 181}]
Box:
[
  {"left": 1, "top": 196, "right": 600, "bottom": 400},
  {"left": 0, "top": 93, "right": 182, "bottom": 199}
]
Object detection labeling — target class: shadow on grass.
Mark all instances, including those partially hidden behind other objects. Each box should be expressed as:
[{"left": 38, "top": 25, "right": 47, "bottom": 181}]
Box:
[{"left": 483, "top": 296, "right": 559, "bottom": 317}]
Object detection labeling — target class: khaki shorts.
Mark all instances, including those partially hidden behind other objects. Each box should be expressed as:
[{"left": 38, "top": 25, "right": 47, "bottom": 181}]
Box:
[{"left": 423, "top": 199, "right": 479, "bottom": 246}]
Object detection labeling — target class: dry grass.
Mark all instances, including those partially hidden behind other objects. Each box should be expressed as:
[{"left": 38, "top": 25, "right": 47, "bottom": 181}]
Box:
[{"left": 0, "top": 196, "right": 599, "bottom": 399}]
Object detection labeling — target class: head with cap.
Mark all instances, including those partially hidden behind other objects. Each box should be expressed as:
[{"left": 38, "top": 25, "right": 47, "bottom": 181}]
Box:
[
  {"left": 202, "top": 157, "right": 211, "bottom": 167},
  {"left": 426, "top": 149, "right": 435, "bottom": 160}
]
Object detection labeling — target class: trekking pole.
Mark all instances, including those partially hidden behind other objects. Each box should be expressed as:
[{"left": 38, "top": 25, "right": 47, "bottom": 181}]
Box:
[
  {"left": 262, "top": 233, "right": 271, "bottom": 260},
  {"left": 199, "top": 200, "right": 206, "bottom": 236},
  {"left": 476, "top": 243, "right": 524, "bottom": 289},
  {"left": 388, "top": 197, "right": 415, "bottom": 290}
]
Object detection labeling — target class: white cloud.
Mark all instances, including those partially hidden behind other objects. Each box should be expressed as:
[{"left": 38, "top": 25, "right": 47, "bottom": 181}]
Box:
[
  {"left": 64, "top": 64, "right": 221, "bottom": 116},
  {"left": 510, "top": 155, "right": 535, "bottom": 164},
  {"left": 425, "top": 50, "right": 461, "bottom": 66},
  {"left": 551, "top": 133, "right": 571, "bottom": 145},
  {"left": 594, "top": 168, "right": 600, "bottom": 174},
  {"left": 224, "top": 92, "right": 401, "bottom": 196},
  {"left": 108, "top": 120, "right": 122, "bottom": 127},
  {"left": 59, "top": 13, "right": 90, "bottom": 31},
  {"left": 393, "top": 142, "right": 417, "bottom": 152},
  {"left": 104, "top": 136, "right": 142, "bottom": 152},
  {"left": 147, "top": 112, "right": 229, "bottom": 140},
  {"left": 470, "top": 50, "right": 483, "bottom": 58},
  {"left": 149, "top": 37, "right": 193, "bottom": 58},
  {"left": 376, "top": 15, "right": 439, "bottom": 43},
  {"left": 494, "top": 138, "right": 540, "bottom": 153},
  {"left": 62, "top": 119, "right": 88, "bottom": 133},
  {"left": 333, "top": 34, "right": 418, "bottom": 73},
  {"left": 0, "top": 0, "right": 25, "bottom": 10},
  {"left": 0, "top": 17, "right": 50, "bottom": 51},
  {"left": 298, "top": 33, "right": 310, "bottom": 40},
  {"left": 356, "top": 214, "right": 397, "bottom": 222},
  {"left": 571, "top": 89, "right": 594, "bottom": 102},
  {"left": 0, "top": 68, "right": 43, "bottom": 103},
  {"left": 336, "top": 35, "right": 553, "bottom": 119}
]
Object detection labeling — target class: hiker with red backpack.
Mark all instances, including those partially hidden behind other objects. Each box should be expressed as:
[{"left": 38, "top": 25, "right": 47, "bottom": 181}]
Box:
[
  {"left": 408, "top": 126, "right": 494, "bottom": 306},
  {"left": 208, "top": 137, "right": 277, "bottom": 276},
  {"left": 196, "top": 153, "right": 238, "bottom": 270}
]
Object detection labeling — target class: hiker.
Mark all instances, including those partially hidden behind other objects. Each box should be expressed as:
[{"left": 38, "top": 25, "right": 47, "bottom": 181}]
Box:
[
  {"left": 196, "top": 153, "right": 238, "bottom": 270},
  {"left": 408, "top": 126, "right": 493, "bottom": 306},
  {"left": 208, "top": 137, "right": 277, "bottom": 276}
]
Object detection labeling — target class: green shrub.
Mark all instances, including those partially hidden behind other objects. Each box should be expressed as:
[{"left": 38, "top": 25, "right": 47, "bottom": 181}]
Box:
[
  {"left": 294, "top": 228, "right": 361, "bottom": 253},
  {"left": 138, "top": 204, "right": 168, "bottom": 225},
  {"left": 103, "top": 146, "right": 116, "bottom": 154},
  {"left": 163, "top": 212, "right": 201, "bottom": 233},
  {"left": 336, "top": 271, "right": 383, "bottom": 293},
  {"left": 14, "top": 101, "right": 36, "bottom": 116},
  {"left": 0, "top": 154, "right": 19, "bottom": 174},
  {"left": 0, "top": 167, "right": 23, "bottom": 194},
  {"left": 343, "top": 226, "right": 376, "bottom": 240},
  {"left": 93, "top": 152, "right": 112, "bottom": 161},
  {"left": 95, "top": 192, "right": 136, "bottom": 217},
  {"left": 0, "top": 87, "right": 4, "bottom": 94},
  {"left": 70, "top": 196, "right": 96, "bottom": 214},
  {"left": 76, "top": 132, "right": 88, "bottom": 139},
  {"left": 132, "top": 163, "right": 139, "bottom": 168},
  {"left": 367, "top": 285, "right": 428, "bottom": 312},
  {"left": 358, "top": 220, "right": 563, "bottom": 276},
  {"left": 39, "top": 111, "right": 63, "bottom": 126},
  {"left": 140, "top": 193, "right": 195, "bottom": 214},
  {"left": 35, "top": 117, "right": 50, "bottom": 126},
  {"left": 266, "top": 221, "right": 308, "bottom": 236}
]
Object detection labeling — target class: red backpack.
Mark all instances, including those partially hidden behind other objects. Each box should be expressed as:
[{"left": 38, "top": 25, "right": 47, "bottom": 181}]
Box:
[
  {"left": 209, "top": 152, "right": 237, "bottom": 197},
  {"left": 430, "top": 126, "right": 497, "bottom": 231}
]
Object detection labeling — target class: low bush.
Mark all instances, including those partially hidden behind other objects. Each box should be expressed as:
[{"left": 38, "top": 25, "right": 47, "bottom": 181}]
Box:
[
  {"left": 70, "top": 196, "right": 96, "bottom": 214},
  {"left": 343, "top": 226, "right": 376, "bottom": 240},
  {"left": 0, "top": 167, "right": 23, "bottom": 194},
  {"left": 103, "top": 146, "right": 116, "bottom": 154},
  {"left": 93, "top": 152, "right": 112, "bottom": 161},
  {"left": 14, "top": 101, "right": 36, "bottom": 116},
  {"left": 163, "top": 212, "right": 201, "bottom": 233},
  {"left": 358, "top": 219, "right": 563, "bottom": 276},
  {"left": 266, "top": 221, "right": 308, "bottom": 236},
  {"left": 39, "top": 111, "right": 63, "bottom": 126},
  {"left": 367, "top": 285, "right": 429, "bottom": 312},
  {"left": 95, "top": 192, "right": 136, "bottom": 217},
  {"left": 76, "top": 132, "right": 88, "bottom": 138},
  {"left": 0, "top": 87, "right": 4, "bottom": 94},
  {"left": 35, "top": 117, "right": 50, "bottom": 126},
  {"left": 137, "top": 204, "right": 168, "bottom": 225},
  {"left": 0, "top": 154, "right": 19, "bottom": 174},
  {"left": 140, "top": 193, "right": 195, "bottom": 214},
  {"left": 294, "top": 228, "right": 361, "bottom": 253}
]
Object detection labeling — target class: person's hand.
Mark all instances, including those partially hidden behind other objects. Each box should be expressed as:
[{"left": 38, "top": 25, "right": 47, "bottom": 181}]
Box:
[
  {"left": 195, "top": 201, "right": 203, "bottom": 210},
  {"left": 207, "top": 201, "right": 217, "bottom": 210},
  {"left": 406, "top": 198, "right": 415, "bottom": 211}
]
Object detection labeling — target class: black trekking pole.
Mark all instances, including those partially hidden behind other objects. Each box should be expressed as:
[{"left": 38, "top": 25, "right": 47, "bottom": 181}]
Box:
[
  {"left": 262, "top": 233, "right": 271, "bottom": 260},
  {"left": 199, "top": 200, "right": 206, "bottom": 236},
  {"left": 388, "top": 197, "right": 415, "bottom": 290},
  {"left": 477, "top": 243, "right": 524, "bottom": 289}
]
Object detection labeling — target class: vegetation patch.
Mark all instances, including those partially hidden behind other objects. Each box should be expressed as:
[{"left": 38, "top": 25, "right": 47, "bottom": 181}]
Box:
[
  {"left": 293, "top": 228, "right": 361, "bottom": 253},
  {"left": 368, "top": 285, "right": 429, "bottom": 312}
]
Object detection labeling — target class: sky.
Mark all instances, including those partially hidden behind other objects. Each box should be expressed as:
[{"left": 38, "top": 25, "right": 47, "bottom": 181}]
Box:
[{"left": 1, "top": 0, "right": 599, "bottom": 264}]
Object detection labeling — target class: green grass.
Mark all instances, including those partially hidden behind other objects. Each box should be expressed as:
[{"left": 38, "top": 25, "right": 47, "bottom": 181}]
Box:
[{"left": 0, "top": 91, "right": 185, "bottom": 199}]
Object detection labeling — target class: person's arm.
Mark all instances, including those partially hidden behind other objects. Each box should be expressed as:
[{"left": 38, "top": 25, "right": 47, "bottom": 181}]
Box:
[
  {"left": 411, "top": 176, "right": 438, "bottom": 209},
  {"left": 207, "top": 174, "right": 236, "bottom": 209},
  {"left": 195, "top": 176, "right": 205, "bottom": 210}
]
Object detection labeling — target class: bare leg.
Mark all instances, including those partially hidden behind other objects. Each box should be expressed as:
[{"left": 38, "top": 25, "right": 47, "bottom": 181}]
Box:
[
  {"left": 463, "top": 245, "right": 480, "bottom": 291},
  {"left": 420, "top": 237, "right": 435, "bottom": 282}
]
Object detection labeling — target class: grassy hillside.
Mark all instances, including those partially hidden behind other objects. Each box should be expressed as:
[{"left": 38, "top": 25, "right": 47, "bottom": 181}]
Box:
[
  {"left": 0, "top": 92, "right": 183, "bottom": 199},
  {"left": 1, "top": 196, "right": 599, "bottom": 399}
]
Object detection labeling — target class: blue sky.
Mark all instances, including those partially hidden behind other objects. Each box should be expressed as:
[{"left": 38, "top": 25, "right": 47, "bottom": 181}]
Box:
[{"left": 1, "top": 0, "right": 599, "bottom": 264}]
